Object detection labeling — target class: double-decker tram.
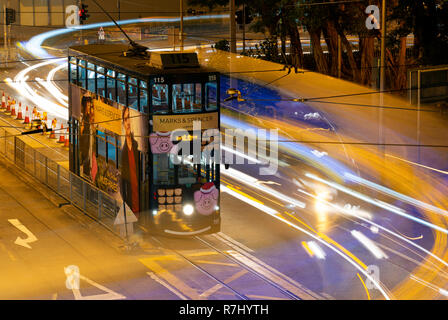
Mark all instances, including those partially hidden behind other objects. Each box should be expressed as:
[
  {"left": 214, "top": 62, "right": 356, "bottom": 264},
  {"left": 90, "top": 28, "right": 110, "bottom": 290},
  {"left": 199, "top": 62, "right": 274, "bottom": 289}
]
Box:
[{"left": 68, "top": 44, "right": 220, "bottom": 236}]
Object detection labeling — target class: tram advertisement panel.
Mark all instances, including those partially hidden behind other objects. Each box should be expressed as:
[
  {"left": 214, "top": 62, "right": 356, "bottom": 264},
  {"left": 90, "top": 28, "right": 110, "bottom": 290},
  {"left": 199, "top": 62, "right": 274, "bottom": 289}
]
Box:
[{"left": 71, "top": 85, "right": 147, "bottom": 216}]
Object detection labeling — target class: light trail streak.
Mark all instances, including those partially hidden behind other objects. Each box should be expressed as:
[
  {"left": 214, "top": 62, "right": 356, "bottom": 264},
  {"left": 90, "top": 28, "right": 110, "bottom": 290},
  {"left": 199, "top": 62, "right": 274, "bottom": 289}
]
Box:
[
  {"left": 46, "top": 64, "right": 68, "bottom": 106},
  {"left": 297, "top": 188, "right": 448, "bottom": 271},
  {"left": 345, "top": 172, "right": 448, "bottom": 218},
  {"left": 221, "top": 182, "right": 390, "bottom": 299},
  {"left": 23, "top": 15, "right": 229, "bottom": 60},
  {"left": 221, "top": 115, "right": 356, "bottom": 182},
  {"left": 357, "top": 273, "right": 371, "bottom": 300},
  {"left": 221, "top": 185, "right": 278, "bottom": 215},
  {"left": 282, "top": 211, "right": 369, "bottom": 270},
  {"left": 221, "top": 165, "right": 306, "bottom": 208},
  {"left": 221, "top": 145, "right": 261, "bottom": 164},
  {"left": 6, "top": 58, "right": 68, "bottom": 120},
  {"left": 409, "top": 274, "right": 448, "bottom": 297},
  {"left": 306, "top": 173, "right": 448, "bottom": 235},
  {"left": 386, "top": 154, "right": 448, "bottom": 175}
]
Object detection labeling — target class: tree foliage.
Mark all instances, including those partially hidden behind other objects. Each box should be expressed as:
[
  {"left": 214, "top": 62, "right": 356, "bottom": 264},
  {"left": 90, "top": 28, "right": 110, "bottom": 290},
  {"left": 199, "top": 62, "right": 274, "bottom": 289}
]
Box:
[{"left": 189, "top": 0, "right": 448, "bottom": 90}]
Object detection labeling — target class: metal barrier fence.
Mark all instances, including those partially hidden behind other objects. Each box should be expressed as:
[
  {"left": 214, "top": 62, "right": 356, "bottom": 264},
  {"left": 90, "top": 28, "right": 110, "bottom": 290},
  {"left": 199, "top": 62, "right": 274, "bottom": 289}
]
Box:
[{"left": 0, "top": 127, "right": 123, "bottom": 238}]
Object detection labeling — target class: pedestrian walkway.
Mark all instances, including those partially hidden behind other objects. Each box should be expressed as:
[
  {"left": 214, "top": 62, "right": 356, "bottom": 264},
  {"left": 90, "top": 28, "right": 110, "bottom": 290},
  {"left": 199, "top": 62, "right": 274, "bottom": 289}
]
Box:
[
  {"left": 0, "top": 96, "right": 69, "bottom": 169},
  {"left": 0, "top": 92, "right": 122, "bottom": 240}
]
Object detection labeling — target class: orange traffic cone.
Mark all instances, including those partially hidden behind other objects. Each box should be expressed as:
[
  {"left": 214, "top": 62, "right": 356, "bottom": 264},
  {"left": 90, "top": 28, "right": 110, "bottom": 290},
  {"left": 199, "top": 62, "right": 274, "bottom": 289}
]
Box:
[
  {"left": 1, "top": 93, "right": 5, "bottom": 110},
  {"left": 64, "top": 127, "right": 69, "bottom": 147},
  {"left": 42, "top": 112, "right": 48, "bottom": 135},
  {"left": 23, "top": 106, "right": 30, "bottom": 124},
  {"left": 49, "top": 118, "right": 57, "bottom": 139},
  {"left": 10, "top": 102, "right": 15, "bottom": 116},
  {"left": 57, "top": 124, "right": 65, "bottom": 143},
  {"left": 5, "top": 97, "right": 11, "bottom": 113},
  {"left": 31, "top": 106, "right": 37, "bottom": 120},
  {"left": 15, "top": 102, "right": 22, "bottom": 120}
]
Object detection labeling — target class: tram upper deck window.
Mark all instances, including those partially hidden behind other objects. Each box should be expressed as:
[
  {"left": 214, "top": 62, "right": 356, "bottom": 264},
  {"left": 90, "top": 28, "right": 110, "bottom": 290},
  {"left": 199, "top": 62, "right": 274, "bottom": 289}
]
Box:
[
  {"left": 172, "top": 83, "right": 202, "bottom": 113},
  {"left": 87, "top": 62, "right": 96, "bottom": 93},
  {"left": 69, "top": 58, "right": 77, "bottom": 84},
  {"left": 205, "top": 82, "right": 217, "bottom": 111},
  {"left": 128, "top": 77, "right": 138, "bottom": 111},
  {"left": 106, "top": 69, "right": 116, "bottom": 101},
  {"left": 117, "top": 73, "right": 126, "bottom": 106},
  {"left": 97, "top": 66, "right": 106, "bottom": 98},
  {"left": 152, "top": 83, "right": 168, "bottom": 114},
  {"left": 78, "top": 60, "right": 86, "bottom": 89},
  {"left": 140, "top": 80, "right": 148, "bottom": 113}
]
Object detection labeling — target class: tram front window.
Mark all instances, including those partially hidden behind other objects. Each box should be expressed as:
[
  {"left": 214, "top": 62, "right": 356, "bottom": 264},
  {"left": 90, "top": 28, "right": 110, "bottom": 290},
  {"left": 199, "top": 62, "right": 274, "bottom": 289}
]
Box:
[
  {"left": 205, "top": 82, "right": 218, "bottom": 111},
  {"left": 153, "top": 153, "right": 175, "bottom": 185},
  {"left": 152, "top": 84, "right": 169, "bottom": 114},
  {"left": 152, "top": 151, "right": 217, "bottom": 186},
  {"left": 178, "top": 155, "right": 197, "bottom": 185},
  {"left": 172, "top": 83, "right": 202, "bottom": 113}
]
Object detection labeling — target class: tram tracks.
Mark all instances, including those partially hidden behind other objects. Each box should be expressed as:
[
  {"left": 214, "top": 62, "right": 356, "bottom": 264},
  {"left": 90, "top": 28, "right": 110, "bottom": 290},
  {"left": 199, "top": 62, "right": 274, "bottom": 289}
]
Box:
[{"left": 145, "top": 232, "right": 323, "bottom": 300}]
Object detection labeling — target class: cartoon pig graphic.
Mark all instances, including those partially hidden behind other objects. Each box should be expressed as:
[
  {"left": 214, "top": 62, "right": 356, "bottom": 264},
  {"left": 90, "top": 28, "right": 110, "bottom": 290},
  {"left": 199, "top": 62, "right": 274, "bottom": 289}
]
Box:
[
  {"left": 194, "top": 182, "right": 219, "bottom": 216},
  {"left": 150, "top": 131, "right": 174, "bottom": 154}
]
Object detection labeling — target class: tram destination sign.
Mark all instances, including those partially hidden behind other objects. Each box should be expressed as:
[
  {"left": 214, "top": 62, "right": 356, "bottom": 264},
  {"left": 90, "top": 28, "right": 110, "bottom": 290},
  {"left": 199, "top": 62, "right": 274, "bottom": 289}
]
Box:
[
  {"left": 149, "top": 52, "right": 199, "bottom": 69},
  {"left": 153, "top": 112, "right": 218, "bottom": 131}
]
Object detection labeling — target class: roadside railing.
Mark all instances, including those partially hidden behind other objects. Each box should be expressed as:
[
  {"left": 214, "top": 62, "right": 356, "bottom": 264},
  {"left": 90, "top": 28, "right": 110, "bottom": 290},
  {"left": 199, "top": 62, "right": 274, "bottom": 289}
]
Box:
[{"left": 0, "top": 126, "right": 124, "bottom": 239}]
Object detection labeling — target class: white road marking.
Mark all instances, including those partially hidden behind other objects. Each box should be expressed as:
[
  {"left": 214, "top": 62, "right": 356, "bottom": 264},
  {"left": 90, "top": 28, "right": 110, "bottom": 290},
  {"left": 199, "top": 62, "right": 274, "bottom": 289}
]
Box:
[
  {"left": 307, "top": 241, "right": 326, "bottom": 259},
  {"left": 147, "top": 272, "right": 188, "bottom": 300},
  {"left": 8, "top": 219, "right": 38, "bottom": 249},
  {"left": 351, "top": 230, "right": 388, "bottom": 259},
  {"left": 70, "top": 274, "right": 126, "bottom": 300}
]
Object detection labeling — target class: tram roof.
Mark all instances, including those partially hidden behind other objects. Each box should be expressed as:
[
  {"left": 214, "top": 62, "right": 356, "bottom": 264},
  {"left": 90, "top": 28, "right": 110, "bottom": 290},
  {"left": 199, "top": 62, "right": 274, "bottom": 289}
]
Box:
[{"left": 68, "top": 44, "right": 217, "bottom": 78}]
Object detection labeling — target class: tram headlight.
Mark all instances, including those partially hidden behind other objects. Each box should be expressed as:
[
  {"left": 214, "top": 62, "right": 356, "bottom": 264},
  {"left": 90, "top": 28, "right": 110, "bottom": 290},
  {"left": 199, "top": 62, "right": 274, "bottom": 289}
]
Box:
[{"left": 183, "top": 204, "right": 194, "bottom": 216}]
